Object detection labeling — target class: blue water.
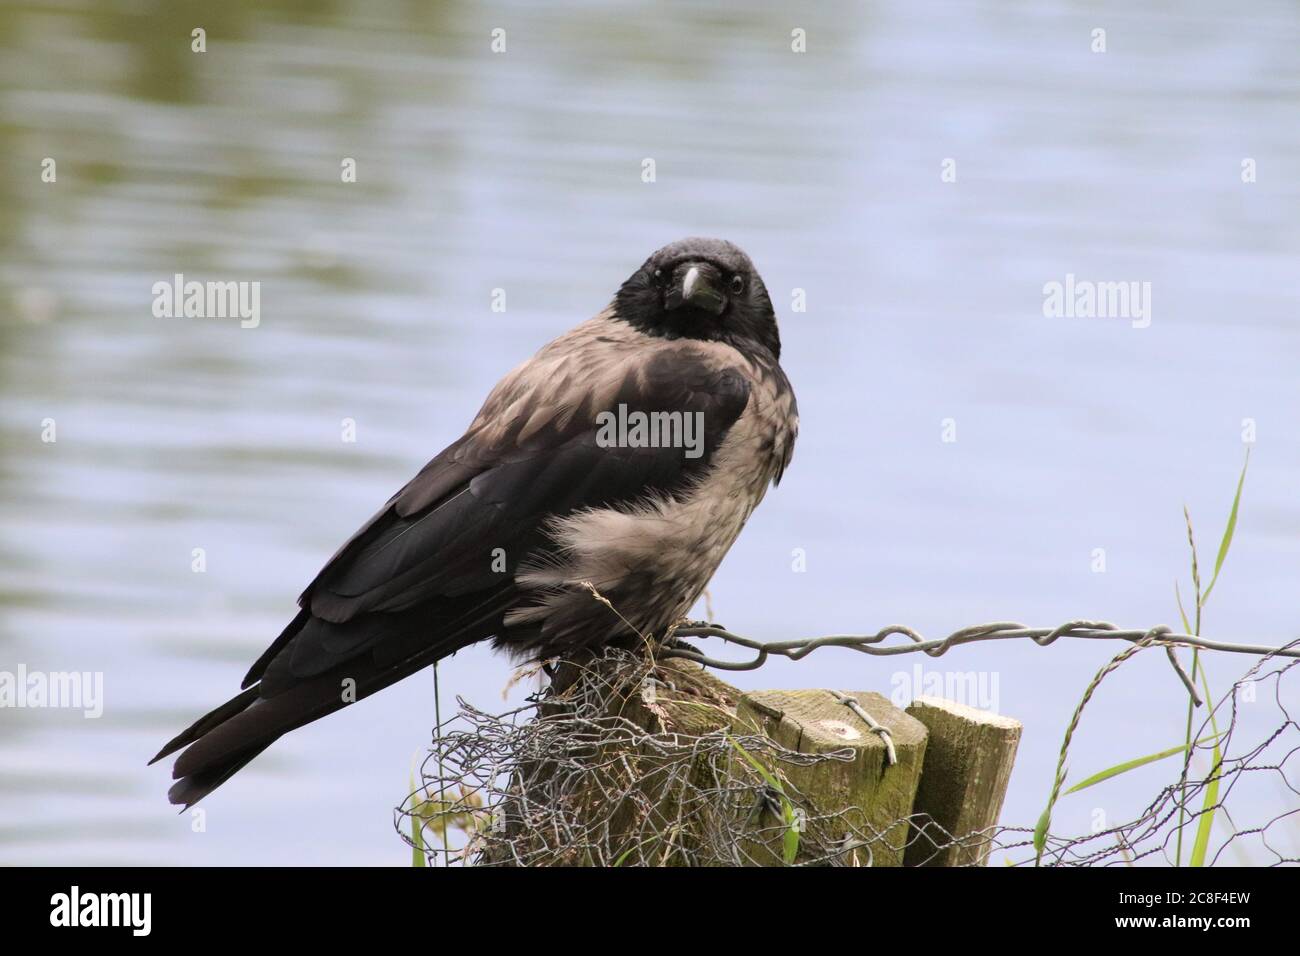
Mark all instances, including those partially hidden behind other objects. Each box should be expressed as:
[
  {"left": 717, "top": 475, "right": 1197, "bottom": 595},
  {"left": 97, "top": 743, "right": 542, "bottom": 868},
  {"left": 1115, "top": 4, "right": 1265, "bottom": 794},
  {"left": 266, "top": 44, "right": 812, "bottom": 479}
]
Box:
[{"left": 1, "top": 0, "right": 1297, "bottom": 864}]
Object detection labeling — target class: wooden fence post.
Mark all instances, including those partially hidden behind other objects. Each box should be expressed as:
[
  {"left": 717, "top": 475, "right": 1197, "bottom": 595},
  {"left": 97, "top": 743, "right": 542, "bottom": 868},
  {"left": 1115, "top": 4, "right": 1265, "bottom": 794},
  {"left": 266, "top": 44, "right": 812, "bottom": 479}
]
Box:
[
  {"left": 485, "top": 657, "right": 1020, "bottom": 866},
  {"left": 903, "top": 696, "right": 1022, "bottom": 866},
  {"left": 732, "top": 689, "right": 928, "bottom": 866}
]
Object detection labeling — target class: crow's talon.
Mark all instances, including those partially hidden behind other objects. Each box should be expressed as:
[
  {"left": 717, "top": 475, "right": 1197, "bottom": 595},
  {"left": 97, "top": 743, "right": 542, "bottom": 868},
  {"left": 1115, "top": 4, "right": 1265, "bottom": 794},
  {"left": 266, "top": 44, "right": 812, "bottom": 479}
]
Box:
[
  {"left": 674, "top": 618, "right": 727, "bottom": 633},
  {"left": 659, "top": 636, "right": 702, "bottom": 655}
]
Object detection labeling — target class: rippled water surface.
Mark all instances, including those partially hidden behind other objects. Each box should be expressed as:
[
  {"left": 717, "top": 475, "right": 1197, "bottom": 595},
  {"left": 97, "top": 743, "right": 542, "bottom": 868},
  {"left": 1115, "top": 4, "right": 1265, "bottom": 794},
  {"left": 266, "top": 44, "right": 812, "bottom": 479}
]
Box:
[{"left": 2, "top": 0, "right": 1298, "bottom": 864}]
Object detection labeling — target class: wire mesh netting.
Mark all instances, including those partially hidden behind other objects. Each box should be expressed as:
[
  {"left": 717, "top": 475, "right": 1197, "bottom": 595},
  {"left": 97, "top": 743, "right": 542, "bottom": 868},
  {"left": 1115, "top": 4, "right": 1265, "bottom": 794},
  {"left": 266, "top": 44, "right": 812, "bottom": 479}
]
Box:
[{"left": 397, "top": 639, "right": 1299, "bottom": 867}]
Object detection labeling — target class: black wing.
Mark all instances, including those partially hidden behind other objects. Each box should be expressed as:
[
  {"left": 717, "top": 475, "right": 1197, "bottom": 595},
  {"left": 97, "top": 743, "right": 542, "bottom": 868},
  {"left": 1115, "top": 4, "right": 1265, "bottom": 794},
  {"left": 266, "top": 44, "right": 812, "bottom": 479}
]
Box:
[{"left": 153, "top": 346, "right": 750, "bottom": 806}]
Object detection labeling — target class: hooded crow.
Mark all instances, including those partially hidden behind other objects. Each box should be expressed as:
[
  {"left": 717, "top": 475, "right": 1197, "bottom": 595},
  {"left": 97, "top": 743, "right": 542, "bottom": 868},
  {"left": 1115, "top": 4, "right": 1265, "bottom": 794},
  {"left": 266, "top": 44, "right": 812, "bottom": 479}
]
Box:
[{"left": 152, "top": 237, "right": 798, "bottom": 807}]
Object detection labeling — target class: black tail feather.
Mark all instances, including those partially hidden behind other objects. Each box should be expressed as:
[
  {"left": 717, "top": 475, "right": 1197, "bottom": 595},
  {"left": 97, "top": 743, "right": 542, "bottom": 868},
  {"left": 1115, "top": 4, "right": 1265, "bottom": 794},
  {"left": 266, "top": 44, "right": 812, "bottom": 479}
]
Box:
[
  {"left": 167, "top": 742, "right": 274, "bottom": 810},
  {"left": 155, "top": 597, "right": 514, "bottom": 807},
  {"left": 150, "top": 686, "right": 260, "bottom": 765}
]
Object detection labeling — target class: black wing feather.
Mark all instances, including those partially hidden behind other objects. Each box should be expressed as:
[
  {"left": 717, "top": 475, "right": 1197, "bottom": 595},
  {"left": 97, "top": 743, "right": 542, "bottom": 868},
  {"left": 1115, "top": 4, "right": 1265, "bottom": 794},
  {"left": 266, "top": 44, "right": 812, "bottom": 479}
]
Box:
[{"left": 156, "top": 347, "right": 751, "bottom": 805}]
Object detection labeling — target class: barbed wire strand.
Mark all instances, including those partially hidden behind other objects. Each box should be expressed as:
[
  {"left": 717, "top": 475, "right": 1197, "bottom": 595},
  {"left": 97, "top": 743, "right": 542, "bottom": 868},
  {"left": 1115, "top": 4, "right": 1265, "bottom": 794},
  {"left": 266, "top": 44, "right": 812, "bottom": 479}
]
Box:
[{"left": 660, "top": 619, "right": 1300, "bottom": 669}]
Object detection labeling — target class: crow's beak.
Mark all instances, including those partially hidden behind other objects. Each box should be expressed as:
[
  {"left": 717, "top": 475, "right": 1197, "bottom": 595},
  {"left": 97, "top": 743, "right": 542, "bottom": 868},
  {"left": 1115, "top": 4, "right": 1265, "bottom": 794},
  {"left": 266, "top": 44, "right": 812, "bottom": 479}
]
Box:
[{"left": 665, "top": 262, "right": 727, "bottom": 315}]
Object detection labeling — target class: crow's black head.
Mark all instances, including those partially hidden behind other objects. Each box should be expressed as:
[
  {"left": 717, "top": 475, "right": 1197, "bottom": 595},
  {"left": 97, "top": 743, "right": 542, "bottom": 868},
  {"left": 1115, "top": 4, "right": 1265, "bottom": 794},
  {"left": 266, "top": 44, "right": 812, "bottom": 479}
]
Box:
[{"left": 613, "top": 237, "right": 781, "bottom": 359}]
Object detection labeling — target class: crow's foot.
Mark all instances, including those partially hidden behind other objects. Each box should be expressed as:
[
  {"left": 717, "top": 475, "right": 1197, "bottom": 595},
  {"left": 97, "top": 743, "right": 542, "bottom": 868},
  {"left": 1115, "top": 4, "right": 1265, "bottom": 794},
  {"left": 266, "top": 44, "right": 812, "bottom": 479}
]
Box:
[
  {"left": 672, "top": 618, "right": 728, "bottom": 634},
  {"left": 658, "top": 636, "right": 701, "bottom": 656}
]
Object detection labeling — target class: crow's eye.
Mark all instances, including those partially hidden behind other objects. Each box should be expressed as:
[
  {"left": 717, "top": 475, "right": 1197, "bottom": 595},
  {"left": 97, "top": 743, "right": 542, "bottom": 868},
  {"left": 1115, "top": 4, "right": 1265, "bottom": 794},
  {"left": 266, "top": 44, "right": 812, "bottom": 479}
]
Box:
[
  {"left": 730, "top": 275, "right": 745, "bottom": 294},
  {"left": 653, "top": 268, "right": 663, "bottom": 281}
]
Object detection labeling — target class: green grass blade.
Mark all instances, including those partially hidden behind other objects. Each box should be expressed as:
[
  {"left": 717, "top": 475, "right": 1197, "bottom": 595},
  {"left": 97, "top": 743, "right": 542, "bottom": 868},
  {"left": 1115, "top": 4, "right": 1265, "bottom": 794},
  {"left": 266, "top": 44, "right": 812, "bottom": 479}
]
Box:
[
  {"left": 1202, "top": 450, "right": 1249, "bottom": 603},
  {"left": 411, "top": 825, "right": 425, "bottom": 867},
  {"left": 1066, "top": 737, "right": 1218, "bottom": 794},
  {"left": 1190, "top": 669, "right": 1223, "bottom": 867},
  {"left": 783, "top": 809, "right": 800, "bottom": 865},
  {"left": 1033, "top": 807, "right": 1051, "bottom": 858},
  {"left": 410, "top": 774, "right": 426, "bottom": 868},
  {"left": 1175, "top": 581, "right": 1192, "bottom": 634},
  {"left": 1190, "top": 746, "right": 1221, "bottom": 866},
  {"left": 727, "top": 734, "right": 801, "bottom": 864},
  {"left": 726, "top": 734, "right": 781, "bottom": 792}
]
